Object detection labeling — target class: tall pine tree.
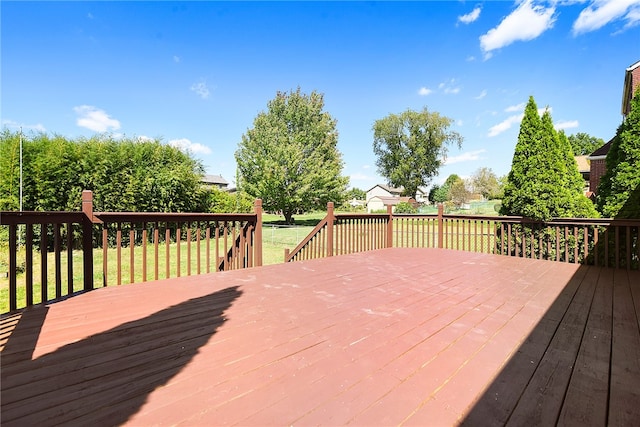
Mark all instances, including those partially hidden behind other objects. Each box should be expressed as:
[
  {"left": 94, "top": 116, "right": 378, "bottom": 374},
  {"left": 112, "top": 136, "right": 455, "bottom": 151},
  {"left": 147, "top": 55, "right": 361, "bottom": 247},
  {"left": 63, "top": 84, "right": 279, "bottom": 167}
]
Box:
[
  {"left": 501, "top": 96, "right": 597, "bottom": 220},
  {"left": 597, "top": 89, "right": 640, "bottom": 218}
]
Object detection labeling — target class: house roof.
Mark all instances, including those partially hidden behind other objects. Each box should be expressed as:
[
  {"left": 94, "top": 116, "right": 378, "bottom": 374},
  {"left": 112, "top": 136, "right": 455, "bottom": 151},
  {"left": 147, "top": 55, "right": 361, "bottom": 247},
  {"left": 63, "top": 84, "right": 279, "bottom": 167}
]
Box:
[
  {"left": 622, "top": 59, "right": 640, "bottom": 116},
  {"left": 588, "top": 138, "right": 614, "bottom": 159},
  {"left": 574, "top": 155, "right": 590, "bottom": 173},
  {"left": 202, "top": 174, "right": 229, "bottom": 186},
  {"left": 366, "top": 184, "right": 403, "bottom": 194}
]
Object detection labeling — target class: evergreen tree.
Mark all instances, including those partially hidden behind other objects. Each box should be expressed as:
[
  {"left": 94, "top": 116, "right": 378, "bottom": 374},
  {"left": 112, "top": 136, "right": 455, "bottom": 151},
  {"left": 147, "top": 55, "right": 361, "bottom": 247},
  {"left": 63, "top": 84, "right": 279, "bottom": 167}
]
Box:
[
  {"left": 597, "top": 89, "right": 640, "bottom": 218},
  {"left": 558, "top": 130, "right": 598, "bottom": 218},
  {"left": 501, "top": 96, "right": 597, "bottom": 220}
]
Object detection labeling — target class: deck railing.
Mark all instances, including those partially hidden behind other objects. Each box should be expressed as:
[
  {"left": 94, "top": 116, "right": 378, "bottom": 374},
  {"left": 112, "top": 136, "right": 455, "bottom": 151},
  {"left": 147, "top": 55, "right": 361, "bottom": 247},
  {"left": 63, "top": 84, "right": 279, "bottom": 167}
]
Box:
[
  {"left": 285, "top": 203, "right": 640, "bottom": 270},
  {"left": 0, "top": 191, "right": 262, "bottom": 313}
]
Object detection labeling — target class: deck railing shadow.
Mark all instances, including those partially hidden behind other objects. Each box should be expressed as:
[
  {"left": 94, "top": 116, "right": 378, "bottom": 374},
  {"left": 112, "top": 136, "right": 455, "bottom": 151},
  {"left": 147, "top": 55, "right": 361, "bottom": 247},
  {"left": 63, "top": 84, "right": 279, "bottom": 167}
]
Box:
[
  {"left": 0, "top": 191, "right": 262, "bottom": 313},
  {"left": 285, "top": 202, "right": 640, "bottom": 271},
  {"left": 0, "top": 286, "right": 242, "bottom": 426}
]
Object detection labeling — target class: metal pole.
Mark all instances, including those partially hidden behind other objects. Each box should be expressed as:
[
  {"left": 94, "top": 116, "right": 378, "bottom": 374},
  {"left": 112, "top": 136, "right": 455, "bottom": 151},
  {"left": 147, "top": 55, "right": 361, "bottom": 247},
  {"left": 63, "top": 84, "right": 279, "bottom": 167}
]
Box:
[
  {"left": 18, "top": 128, "right": 23, "bottom": 247},
  {"left": 19, "top": 127, "right": 23, "bottom": 212}
]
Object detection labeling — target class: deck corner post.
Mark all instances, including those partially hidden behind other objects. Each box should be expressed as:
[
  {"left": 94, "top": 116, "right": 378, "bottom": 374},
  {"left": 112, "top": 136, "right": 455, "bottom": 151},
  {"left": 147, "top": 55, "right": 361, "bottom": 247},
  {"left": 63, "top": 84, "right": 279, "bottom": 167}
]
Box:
[
  {"left": 284, "top": 247, "right": 290, "bottom": 263},
  {"left": 437, "top": 203, "right": 444, "bottom": 249},
  {"left": 254, "top": 198, "right": 263, "bottom": 267},
  {"left": 81, "top": 190, "right": 94, "bottom": 291},
  {"left": 386, "top": 204, "right": 393, "bottom": 248},
  {"left": 327, "top": 202, "right": 334, "bottom": 257}
]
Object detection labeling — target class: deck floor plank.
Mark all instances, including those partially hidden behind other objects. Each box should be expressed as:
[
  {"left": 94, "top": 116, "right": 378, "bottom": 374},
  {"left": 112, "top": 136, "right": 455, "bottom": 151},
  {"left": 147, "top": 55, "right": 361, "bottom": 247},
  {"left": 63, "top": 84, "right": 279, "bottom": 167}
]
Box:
[
  {"left": 1, "top": 248, "right": 638, "bottom": 426},
  {"left": 608, "top": 268, "right": 640, "bottom": 426},
  {"left": 557, "top": 267, "right": 612, "bottom": 427}
]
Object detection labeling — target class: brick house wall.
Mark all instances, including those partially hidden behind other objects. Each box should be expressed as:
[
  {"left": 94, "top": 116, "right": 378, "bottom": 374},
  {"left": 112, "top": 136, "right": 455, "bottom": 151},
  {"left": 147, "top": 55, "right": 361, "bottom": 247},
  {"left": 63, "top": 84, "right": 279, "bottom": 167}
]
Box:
[
  {"left": 589, "top": 60, "right": 639, "bottom": 196},
  {"left": 623, "top": 64, "right": 640, "bottom": 116},
  {"left": 589, "top": 158, "right": 607, "bottom": 194}
]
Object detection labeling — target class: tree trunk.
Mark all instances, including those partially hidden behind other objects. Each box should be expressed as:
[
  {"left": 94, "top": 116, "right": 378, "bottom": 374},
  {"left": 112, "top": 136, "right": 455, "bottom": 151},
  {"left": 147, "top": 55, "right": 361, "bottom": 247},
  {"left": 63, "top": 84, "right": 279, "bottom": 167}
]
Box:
[{"left": 283, "top": 210, "right": 294, "bottom": 224}]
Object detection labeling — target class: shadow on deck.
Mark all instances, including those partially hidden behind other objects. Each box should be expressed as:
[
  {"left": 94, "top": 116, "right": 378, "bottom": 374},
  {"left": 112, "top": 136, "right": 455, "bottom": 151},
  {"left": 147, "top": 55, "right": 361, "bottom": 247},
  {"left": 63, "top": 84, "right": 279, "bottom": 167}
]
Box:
[{"left": 1, "top": 287, "right": 242, "bottom": 426}]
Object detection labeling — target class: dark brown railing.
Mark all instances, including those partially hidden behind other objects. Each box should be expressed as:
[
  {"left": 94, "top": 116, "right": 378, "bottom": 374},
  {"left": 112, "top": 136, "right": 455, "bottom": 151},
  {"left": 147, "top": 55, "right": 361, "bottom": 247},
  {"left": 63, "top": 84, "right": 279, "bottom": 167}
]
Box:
[
  {"left": 0, "top": 191, "right": 262, "bottom": 313},
  {"left": 285, "top": 203, "right": 640, "bottom": 270}
]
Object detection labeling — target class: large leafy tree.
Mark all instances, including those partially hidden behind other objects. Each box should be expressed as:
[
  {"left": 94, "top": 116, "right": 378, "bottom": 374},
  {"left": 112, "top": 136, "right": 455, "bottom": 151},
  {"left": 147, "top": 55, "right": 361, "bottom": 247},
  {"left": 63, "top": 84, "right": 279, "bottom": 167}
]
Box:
[
  {"left": 372, "top": 107, "right": 462, "bottom": 199},
  {"left": 501, "top": 96, "right": 597, "bottom": 220},
  {"left": 597, "top": 89, "right": 640, "bottom": 218},
  {"left": 235, "top": 88, "right": 348, "bottom": 223},
  {"left": 567, "top": 132, "right": 604, "bottom": 155},
  {"left": 470, "top": 167, "right": 500, "bottom": 200}
]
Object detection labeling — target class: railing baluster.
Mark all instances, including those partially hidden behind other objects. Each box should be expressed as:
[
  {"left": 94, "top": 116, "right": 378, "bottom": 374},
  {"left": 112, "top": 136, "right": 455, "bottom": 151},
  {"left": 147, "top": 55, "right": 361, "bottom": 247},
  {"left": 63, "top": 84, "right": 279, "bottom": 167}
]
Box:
[
  {"left": 116, "top": 223, "right": 122, "bottom": 286},
  {"left": 142, "top": 222, "right": 147, "bottom": 282},
  {"left": 130, "top": 227, "right": 135, "bottom": 284},
  {"left": 67, "top": 222, "right": 73, "bottom": 294},
  {"left": 41, "top": 223, "right": 48, "bottom": 303},
  {"left": 26, "top": 224, "right": 34, "bottom": 307},
  {"left": 187, "top": 222, "right": 192, "bottom": 276},
  {"left": 176, "top": 223, "right": 182, "bottom": 277},
  {"left": 8, "top": 224, "right": 17, "bottom": 311},
  {"left": 165, "top": 226, "right": 171, "bottom": 279},
  {"left": 54, "top": 223, "right": 62, "bottom": 298}
]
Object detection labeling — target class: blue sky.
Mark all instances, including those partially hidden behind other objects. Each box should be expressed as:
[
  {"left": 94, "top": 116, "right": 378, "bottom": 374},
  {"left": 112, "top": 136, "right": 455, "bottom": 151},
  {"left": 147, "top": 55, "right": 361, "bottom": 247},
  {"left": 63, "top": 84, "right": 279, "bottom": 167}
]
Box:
[{"left": 3, "top": 1, "right": 640, "bottom": 192}]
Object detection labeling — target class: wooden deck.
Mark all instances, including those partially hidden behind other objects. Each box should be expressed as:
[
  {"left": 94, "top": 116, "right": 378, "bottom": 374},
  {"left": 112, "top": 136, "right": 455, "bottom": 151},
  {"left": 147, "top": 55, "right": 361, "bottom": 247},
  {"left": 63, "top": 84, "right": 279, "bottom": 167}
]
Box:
[{"left": 1, "top": 248, "right": 639, "bottom": 426}]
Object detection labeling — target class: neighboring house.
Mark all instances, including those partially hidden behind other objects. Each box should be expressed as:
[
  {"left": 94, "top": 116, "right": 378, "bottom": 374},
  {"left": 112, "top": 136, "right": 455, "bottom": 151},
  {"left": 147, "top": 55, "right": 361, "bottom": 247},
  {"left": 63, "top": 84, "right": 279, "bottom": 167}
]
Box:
[
  {"left": 367, "top": 196, "right": 416, "bottom": 213},
  {"left": 415, "top": 187, "right": 429, "bottom": 205},
  {"left": 588, "top": 59, "right": 639, "bottom": 195},
  {"left": 574, "top": 155, "right": 591, "bottom": 195},
  {"left": 366, "top": 184, "right": 403, "bottom": 202},
  {"left": 201, "top": 174, "right": 229, "bottom": 190},
  {"left": 366, "top": 183, "right": 427, "bottom": 212}
]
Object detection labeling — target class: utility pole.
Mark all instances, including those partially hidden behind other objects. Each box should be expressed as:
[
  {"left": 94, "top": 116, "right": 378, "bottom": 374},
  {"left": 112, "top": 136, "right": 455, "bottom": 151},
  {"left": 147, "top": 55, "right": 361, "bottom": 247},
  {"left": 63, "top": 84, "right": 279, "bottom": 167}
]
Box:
[{"left": 19, "top": 127, "right": 23, "bottom": 212}]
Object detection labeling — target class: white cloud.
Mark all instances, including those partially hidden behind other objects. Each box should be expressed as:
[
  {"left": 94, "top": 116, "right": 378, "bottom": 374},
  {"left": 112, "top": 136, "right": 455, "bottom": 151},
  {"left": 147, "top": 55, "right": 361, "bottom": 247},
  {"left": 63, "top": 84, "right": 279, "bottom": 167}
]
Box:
[
  {"left": 480, "top": 0, "right": 556, "bottom": 58},
  {"left": 572, "top": 0, "right": 640, "bottom": 35},
  {"left": 169, "top": 138, "right": 212, "bottom": 154},
  {"left": 173, "top": 55, "right": 181, "bottom": 63},
  {"left": 190, "top": 80, "right": 210, "bottom": 99},
  {"left": 475, "top": 89, "right": 488, "bottom": 100},
  {"left": 488, "top": 104, "right": 553, "bottom": 136},
  {"left": 418, "top": 87, "right": 433, "bottom": 96},
  {"left": 488, "top": 114, "right": 523, "bottom": 137},
  {"left": 439, "top": 78, "right": 461, "bottom": 94},
  {"left": 73, "top": 105, "right": 121, "bottom": 132},
  {"left": 505, "top": 102, "right": 525, "bottom": 112},
  {"left": 554, "top": 120, "right": 579, "bottom": 130},
  {"left": 2, "top": 119, "right": 47, "bottom": 132},
  {"left": 443, "top": 149, "right": 486, "bottom": 165},
  {"left": 458, "top": 6, "right": 482, "bottom": 24}
]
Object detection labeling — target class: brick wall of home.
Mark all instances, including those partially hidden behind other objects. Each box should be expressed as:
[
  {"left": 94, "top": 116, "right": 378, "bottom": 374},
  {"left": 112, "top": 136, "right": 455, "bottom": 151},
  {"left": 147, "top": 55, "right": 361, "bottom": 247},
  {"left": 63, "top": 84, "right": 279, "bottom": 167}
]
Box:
[
  {"left": 625, "top": 67, "right": 640, "bottom": 115},
  {"left": 590, "top": 158, "right": 607, "bottom": 194}
]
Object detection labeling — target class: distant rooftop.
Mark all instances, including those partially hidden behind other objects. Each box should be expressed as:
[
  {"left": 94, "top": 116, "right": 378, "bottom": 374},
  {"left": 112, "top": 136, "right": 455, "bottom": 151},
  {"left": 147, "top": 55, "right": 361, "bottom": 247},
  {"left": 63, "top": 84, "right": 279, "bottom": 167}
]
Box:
[{"left": 202, "top": 174, "right": 229, "bottom": 187}]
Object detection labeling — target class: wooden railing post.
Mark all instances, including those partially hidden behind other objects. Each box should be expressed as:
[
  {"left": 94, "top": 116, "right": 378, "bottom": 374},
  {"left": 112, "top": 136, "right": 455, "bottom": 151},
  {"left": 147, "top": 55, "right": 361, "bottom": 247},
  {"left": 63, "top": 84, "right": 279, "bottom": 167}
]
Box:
[
  {"left": 386, "top": 204, "right": 393, "bottom": 248},
  {"left": 81, "top": 190, "right": 95, "bottom": 291},
  {"left": 254, "top": 199, "right": 263, "bottom": 267},
  {"left": 327, "top": 202, "right": 334, "bottom": 257},
  {"left": 437, "top": 203, "right": 444, "bottom": 249}
]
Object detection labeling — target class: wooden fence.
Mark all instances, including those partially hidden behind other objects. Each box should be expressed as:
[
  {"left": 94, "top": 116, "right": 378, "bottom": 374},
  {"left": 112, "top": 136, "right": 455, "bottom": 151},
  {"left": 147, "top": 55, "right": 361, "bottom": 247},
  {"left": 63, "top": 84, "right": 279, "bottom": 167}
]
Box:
[
  {"left": 285, "top": 203, "right": 640, "bottom": 270},
  {"left": 0, "top": 191, "right": 262, "bottom": 313}
]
